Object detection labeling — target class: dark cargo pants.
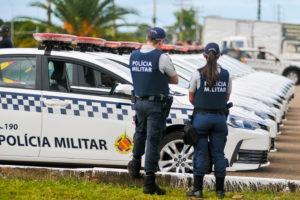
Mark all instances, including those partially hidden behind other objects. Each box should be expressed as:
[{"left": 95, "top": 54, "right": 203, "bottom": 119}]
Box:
[
  {"left": 192, "top": 113, "right": 228, "bottom": 177},
  {"left": 132, "top": 100, "right": 166, "bottom": 173}
]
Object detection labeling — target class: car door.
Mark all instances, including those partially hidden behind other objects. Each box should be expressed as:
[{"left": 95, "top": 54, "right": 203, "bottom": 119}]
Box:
[
  {"left": 0, "top": 55, "right": 42, "bottom": 157},
  {"left": 243, "top": 51, "right": 281, "bottom": 73},
  {"left": 40, "top": 56, "right": 135, "bottom": 165}
]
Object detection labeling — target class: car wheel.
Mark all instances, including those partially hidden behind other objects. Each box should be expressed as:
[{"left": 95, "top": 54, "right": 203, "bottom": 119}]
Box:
[
  {"left": 285, "top": 70, "right": 299, "bottom": 84},
  {"left": 159, "top": 131, "right": 194, "bottom": 173}
]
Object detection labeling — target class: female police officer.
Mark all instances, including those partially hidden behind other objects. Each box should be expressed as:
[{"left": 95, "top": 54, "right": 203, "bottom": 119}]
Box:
[{"left": 187, "top": 42, "right": 231, "bottom": 199}]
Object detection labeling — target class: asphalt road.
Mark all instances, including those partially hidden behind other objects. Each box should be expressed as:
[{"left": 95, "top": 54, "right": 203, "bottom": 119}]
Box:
[{"left": 227, "top": 86, "right": 300, "bottom": 180}]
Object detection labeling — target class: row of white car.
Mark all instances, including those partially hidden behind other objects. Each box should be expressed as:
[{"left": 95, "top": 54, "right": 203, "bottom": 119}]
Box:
[
  {"left": 99, "top": 47, "right": 294, "bottom": 172},
  {"left": 0, "top": 33, "right": 294, "bottom": 174}
]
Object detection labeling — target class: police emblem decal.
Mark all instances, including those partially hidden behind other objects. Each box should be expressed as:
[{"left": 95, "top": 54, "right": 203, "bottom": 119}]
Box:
[{"left": 114, "top": 130, "right": 133, "bottom": 154}]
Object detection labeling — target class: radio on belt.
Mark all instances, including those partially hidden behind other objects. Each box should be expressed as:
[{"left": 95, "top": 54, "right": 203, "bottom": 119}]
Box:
[{"left": 33, "top": 33, "right": 77, "bottom": 54}]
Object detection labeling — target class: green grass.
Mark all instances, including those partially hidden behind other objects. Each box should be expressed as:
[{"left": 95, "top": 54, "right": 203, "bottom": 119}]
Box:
[{"left": 0, "top": 178, "right": 299, "bottom": 200}]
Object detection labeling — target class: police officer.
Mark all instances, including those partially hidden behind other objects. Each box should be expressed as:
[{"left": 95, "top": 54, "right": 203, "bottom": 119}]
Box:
[
  {"left": 127, "top": 27, "right": 178, "bottom": 195},
  {"left": 187, "top": 43, "right": 231, "bottom": 199},
  {"left": 0, "top": 25, "right": 13, "bottom": 48}
]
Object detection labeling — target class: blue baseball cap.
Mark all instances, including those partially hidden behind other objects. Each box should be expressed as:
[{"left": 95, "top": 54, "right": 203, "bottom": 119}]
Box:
[
  {"left": 204, "top": 42, "right": 220, "bottom": 56},
  {"left": 147, "top": 27, "right": 166, "bottom": 41}
]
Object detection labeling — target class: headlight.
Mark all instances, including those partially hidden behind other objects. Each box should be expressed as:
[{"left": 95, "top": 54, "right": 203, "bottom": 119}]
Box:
[{"left": 228, "top": 115, "right": 269, "bottom": 131}]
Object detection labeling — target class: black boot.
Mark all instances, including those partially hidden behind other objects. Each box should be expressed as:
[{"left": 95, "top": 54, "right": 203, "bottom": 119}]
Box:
[
  {"left": 216, "top": 177, "right": 225, "bottom": 199},
  {"left": 186, "top": 175, "right": 203, "bottom": 198},
  {"left": 143, "top": 174, "right": 166, "bottom": 195},
  {"left": 127, "top": 158, "right": 141, "bottom": 178}
]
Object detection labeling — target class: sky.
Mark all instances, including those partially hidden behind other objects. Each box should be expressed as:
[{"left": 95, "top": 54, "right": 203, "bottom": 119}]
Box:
[{"left": 0, "top": 0, "right": 300, "bottom": 31}]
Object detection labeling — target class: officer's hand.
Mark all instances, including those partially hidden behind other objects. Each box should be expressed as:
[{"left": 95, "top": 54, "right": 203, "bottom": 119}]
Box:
[{"left": 168, "top": 74, "right": 178, "bottom": 84}]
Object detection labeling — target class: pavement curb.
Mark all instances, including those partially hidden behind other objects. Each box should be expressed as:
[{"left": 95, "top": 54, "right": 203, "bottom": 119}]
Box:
[{"left": 0, "top": 165, "right": 299, "bottom": 192}]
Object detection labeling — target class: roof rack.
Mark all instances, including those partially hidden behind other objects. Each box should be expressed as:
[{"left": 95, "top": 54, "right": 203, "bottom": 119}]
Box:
[{"left": 33, "top": 33, "right": 77, "bottom": 55}]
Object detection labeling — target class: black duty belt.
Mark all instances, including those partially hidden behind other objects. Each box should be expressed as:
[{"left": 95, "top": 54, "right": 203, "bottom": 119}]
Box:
[
  {"left": 194, "top": 108, "right": 226, "bottom": 114},
  {"left": 136, "top": 95, "right": 168, "bottom": 102}
]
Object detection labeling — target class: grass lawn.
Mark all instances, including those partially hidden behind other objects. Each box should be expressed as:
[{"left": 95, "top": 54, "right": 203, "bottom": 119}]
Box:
[{"left": 0, "top": 178, "right": 299, "bottom": 200}]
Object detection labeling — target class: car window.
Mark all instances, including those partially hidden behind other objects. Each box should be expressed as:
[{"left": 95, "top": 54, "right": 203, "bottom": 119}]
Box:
[
  {"left": 285, "top": 43, "right": 300, "bottom": 53},
  {"left": 225, "top": 50, "right": 240, "bottom": 59},
  {"left": 77, "top": 65, "right": 117, "bottom": 89},
  {"left": 264, "top": 52, "right": 279, "bottom": 61},
  {"left": 47, "top": 59, "right": 123, "bottom": 95},
  {"left": 0, "top": 56, "right": 36, "bottom": 88},
  {"left": 48, "top": 60, "right": 72, "bottom": 92},
  {"left": 240, "top": 51, "right": 252, "bottom": 59}
]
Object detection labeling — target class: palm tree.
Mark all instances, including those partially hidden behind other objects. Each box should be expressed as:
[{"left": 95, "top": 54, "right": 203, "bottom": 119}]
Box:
[
  {"left": 29, "top": 0, "right": 53, "bottom": 32},
  {"left": 28, "top": 0, "right": 137, "bottom": 38}
]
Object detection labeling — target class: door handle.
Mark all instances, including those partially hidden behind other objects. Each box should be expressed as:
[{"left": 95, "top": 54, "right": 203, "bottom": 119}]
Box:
[{"left": 42, "top": 99, "right": 70, "bottom": 108}]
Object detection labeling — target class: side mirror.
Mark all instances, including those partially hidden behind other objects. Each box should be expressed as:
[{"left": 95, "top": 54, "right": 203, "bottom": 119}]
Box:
[{"left": 114, "top": 83, "right": 133, "bottom": 95}]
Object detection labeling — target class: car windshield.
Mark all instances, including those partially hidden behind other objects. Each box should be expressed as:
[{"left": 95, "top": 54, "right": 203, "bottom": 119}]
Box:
[
  {"left": 182, "top": 57, "right": 206, "bottom": 68},
  {"left": 174, "top": 64, "right": 193, "bottom": 78},
  {"left": 178, "top": 76, "right": 189, "bottom": 89}
]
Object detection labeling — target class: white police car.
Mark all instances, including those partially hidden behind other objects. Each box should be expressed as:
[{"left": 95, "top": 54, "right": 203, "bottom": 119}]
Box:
[
  {"left": 0, "top": 34, "right": 270, "bottom": 173},
  {"left": 222, "top": 47, "right": 300, "bottom": 84}
]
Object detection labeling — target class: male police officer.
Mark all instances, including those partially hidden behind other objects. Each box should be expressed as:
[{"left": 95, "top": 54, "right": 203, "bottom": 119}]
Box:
[
  {"left": 0, "top": 25, "right": 13, "bottom": 48},
  {"left": 128, "top": 27, "right": 178, "bottom": 195}
]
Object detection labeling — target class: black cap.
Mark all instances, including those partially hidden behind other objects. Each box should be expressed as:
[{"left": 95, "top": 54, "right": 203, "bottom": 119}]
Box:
[
  {"left": 147, "top": 27, "right": 166, "bottom": 41},
  {"left": 204, "top": 42, "right": 220, "bottom": 56},
  {"left": 0, "top": 25, "right": 10, "bottom": 33}
]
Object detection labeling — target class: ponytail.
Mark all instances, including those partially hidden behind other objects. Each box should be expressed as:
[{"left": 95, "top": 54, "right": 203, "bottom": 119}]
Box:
[{"left": 202, "top": 52, "right": 219, "bottom": 88}]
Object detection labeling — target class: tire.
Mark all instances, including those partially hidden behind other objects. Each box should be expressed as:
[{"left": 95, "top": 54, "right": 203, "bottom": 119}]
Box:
[
  {"left": 159, "top": 131, "right": 211, "bottom": 174},
  {"left": 285, "top": 69, "right": 299, "bottom": 84}
]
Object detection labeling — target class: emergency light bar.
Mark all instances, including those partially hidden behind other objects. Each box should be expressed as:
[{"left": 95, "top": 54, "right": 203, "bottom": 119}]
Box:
[
  {"left": 33, "top": 33, "right": 77, "bottom": 54},
  {"left": 33, "top": 33, "right": 203, "bottom": 55},
  {"left": 119, "top": 42, "right": 140, "bottom": 48},
  {"left": 162, "top": 44, "right": 176, "bottom": 51},
  {"left": 33, "top": 33, "right": 76, "bottom": 43},
  {"left": 175, "top": 46, "right": 189, "bottom": 52},
  {"left": 74, "top": 37, "right": 106, "bottom": 45},
  {"left": 135, "top": 43, "right": 144, "bottom": 49},
  {"left": 104, "top": 41, "right": 121, "bottom": 48}
]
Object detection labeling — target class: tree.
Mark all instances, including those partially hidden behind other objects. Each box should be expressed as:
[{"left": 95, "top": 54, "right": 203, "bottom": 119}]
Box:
[
  {"left": 29, "top": 0, "right": 53, "bottom": 32},
  {"left": 28, "top": 0, "right": 137, "bottom": 39},
  {"left": 1, "top": 20, "right": 47, "bottom": 48},
  {"left": 172, "top": 7, "right": 201, "bottom": 44}
]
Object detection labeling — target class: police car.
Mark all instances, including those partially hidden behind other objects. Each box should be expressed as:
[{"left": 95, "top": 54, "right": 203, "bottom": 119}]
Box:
[
  {"left": 222, "top": 47, "right": 300, "bottom": 84},
  {"left": 0, "top": 34, "right": 271, "bottom": 173}
]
